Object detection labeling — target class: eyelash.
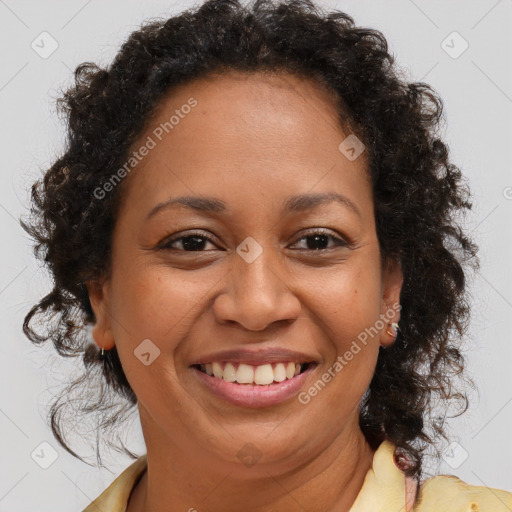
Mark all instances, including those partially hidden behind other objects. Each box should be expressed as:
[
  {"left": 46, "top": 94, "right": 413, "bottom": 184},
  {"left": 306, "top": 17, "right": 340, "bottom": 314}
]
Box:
[{"left": 158, "top": 228, "right": 350, "bottom": 252}]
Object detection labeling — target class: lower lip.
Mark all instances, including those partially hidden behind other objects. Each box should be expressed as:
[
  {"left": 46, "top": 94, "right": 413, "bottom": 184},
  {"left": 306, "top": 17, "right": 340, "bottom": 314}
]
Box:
[{"left": 191, "top": 365, "right": 317, "bottom": 408}]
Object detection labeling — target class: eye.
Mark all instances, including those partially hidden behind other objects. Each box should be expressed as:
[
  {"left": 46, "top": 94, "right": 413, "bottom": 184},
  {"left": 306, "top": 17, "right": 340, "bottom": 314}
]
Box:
[
  {"left": 158, "top": 228, "right": 350, "bottom": 253},
  {"left": 290, "top": 229, "right": 350, "bottom": 251},
  {"left": 159, "top": 230, "right": 218, "bottom": 252}
]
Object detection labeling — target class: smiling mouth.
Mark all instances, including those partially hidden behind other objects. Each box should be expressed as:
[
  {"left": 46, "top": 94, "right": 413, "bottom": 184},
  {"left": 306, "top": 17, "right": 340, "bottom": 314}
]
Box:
[{"left": 191, "top": 361, "right": 316, "bottom": 386}]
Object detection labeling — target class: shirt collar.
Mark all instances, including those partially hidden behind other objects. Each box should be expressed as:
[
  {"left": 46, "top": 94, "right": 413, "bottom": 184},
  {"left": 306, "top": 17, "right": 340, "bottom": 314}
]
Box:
[{"left": 349, "top": 440, "right": 414, "bottom": 512}]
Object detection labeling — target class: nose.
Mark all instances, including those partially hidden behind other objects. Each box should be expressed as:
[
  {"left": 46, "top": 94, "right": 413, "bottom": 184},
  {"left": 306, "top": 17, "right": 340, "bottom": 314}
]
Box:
[{"left": 212, "top": 249, "right": 302, "bottom": 332}]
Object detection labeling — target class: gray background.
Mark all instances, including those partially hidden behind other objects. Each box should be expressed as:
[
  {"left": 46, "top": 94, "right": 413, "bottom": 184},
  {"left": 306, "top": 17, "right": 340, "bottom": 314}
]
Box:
[{"left": 1, "top": 0, "right": 511, "bottom": 510}]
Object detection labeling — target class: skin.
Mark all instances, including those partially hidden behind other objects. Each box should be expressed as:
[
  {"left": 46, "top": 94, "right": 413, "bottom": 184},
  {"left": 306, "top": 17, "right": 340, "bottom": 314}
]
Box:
[{"left": 87, "top": 70, "right": 403, "bottom": 512}]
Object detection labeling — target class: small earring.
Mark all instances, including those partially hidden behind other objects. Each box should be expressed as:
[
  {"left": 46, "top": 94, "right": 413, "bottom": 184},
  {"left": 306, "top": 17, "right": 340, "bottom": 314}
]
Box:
[{"left": 386, "top": 322, "right": 399, "bottom": 337}]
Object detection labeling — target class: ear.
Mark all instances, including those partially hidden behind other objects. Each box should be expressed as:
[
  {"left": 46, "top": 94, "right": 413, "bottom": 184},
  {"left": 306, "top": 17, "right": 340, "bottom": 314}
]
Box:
[
  {"left": 379, "top": 259, "right": 403, "bottom": 348},
  {"left": 85, "top": 277, "right": 115, "bottom": 351}
]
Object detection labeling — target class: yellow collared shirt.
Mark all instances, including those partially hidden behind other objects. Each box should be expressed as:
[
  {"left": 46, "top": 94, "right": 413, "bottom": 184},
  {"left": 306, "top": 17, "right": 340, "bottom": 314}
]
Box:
[{"left": 83, "top": 441, "right": 512, "bottom": 511}]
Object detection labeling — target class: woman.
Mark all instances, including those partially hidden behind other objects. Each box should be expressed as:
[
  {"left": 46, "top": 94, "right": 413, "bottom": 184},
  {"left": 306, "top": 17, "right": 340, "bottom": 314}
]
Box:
[{"left": 21, "top": 0, "right": 512, "bottom": 510}]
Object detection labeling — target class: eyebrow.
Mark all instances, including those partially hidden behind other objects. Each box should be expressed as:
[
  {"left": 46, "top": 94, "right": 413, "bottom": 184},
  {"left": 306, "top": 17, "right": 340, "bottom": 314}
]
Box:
[{"left": 146, "top": 192, "right": 362, "bottom": 220}]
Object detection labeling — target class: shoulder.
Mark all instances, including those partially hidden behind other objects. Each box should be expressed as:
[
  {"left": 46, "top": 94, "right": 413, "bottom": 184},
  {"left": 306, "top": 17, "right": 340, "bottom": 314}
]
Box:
[
  {"left": 414, "top": 474, "right": 512, "bottom": 512},
  {"left": 82, "top": 454, "right": 148, "bottom": 512}
]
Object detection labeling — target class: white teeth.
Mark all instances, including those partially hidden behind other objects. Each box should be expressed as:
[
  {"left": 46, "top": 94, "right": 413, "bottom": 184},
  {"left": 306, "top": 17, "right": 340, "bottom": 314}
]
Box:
[
  {"left": 199, "top": 361, "right": 310, "bottom": 385},
  {"left": 223, "top": 362, "right": 237, "bottom": 382},
  {"left": 273, "top": 363, "right": 287, "bottom": 382},
  {"left": 254, "top": 364, "right": 274, "bottom": 385},
  {"left": 286, "top": 362, "right": 296, "bottom": 379},
  {"left": 212, "top": 361, "right": 223, "bottom": 379},
  {"left": 235, "top": 363, "right": 254, "bottom": 384}
]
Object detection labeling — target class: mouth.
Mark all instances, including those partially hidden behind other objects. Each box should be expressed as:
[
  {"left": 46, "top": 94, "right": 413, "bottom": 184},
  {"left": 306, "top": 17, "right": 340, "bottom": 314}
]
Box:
[
  {"left": 191, "top": 361, "right": 316, "bottom": 386},
  {"left": 190, "top": 361, "right": 318, "bottom": 408}
]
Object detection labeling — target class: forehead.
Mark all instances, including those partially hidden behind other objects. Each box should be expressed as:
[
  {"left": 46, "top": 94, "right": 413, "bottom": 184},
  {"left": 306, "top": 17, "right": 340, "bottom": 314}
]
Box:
[
  {"left": 152, "top": 68, "right": 345, "bottom": 124},
  {"left": 118, "top": 70, "right": 371, "bottom": 219}
]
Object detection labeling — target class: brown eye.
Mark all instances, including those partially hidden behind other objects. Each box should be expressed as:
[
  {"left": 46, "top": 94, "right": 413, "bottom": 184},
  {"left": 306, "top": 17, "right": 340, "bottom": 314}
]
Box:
[
  {"left": 159, "top": 230, "right": 218, "bottom": 252},
  {"left": 291, "top": 229, "right": 349, "bottom": 251}
]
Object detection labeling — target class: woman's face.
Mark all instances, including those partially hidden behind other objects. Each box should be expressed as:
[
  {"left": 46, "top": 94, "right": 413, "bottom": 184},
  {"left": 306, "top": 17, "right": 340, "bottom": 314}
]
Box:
[{"left": 88, "top": 70, "right": 402, "bottom": 472}]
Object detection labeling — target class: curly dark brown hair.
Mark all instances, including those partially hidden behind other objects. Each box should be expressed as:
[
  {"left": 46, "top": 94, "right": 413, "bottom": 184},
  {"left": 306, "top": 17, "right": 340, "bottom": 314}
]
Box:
[{"left": 21, "top": 0, "right": 478, "bottom": 490}]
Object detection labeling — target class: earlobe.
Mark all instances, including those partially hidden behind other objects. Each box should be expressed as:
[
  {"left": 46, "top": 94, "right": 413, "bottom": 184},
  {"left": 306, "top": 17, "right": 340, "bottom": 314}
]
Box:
[
  {"left": 85, "top": 278, "right": 115, "bottom": 351},
  {"left": 380, "top": 260, "right": 403, "bottom": 348}
]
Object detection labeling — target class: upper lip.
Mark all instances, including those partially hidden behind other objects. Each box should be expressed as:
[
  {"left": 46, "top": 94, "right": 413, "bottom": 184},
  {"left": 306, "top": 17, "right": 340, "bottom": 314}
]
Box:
[{"left": 189, "top": 347, "right": 319, "bottom": 366}]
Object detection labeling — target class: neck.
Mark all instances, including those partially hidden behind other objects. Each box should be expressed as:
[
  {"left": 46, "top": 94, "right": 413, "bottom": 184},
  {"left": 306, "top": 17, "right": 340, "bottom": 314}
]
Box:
[{"left": 127, "top": 410, "right": 375, "bottom": 512}]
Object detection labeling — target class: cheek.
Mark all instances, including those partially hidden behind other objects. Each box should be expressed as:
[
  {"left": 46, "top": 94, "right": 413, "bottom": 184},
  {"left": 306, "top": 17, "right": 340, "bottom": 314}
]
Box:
[
  {"left": 300, "top": 258, "right": 382, "bottom": 402},
  {"left": 309, "top": 260, "right": 383, "bottom": 348},
  {"left": 109, "top": 264, "right": 207, "bottom": 355},
  {"left": 107, "top": 265, "right": 207, "bottom": 407},
  {"left": 302, "top": 282, "right": 381, "bottom": 424}
]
